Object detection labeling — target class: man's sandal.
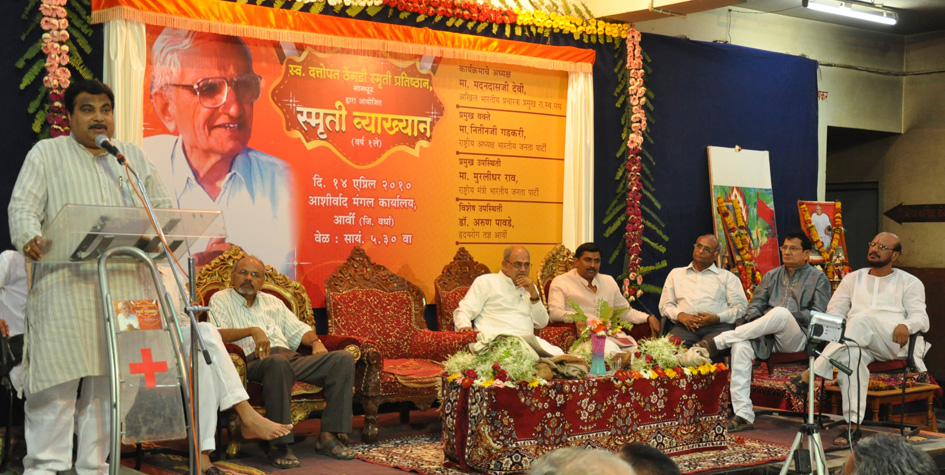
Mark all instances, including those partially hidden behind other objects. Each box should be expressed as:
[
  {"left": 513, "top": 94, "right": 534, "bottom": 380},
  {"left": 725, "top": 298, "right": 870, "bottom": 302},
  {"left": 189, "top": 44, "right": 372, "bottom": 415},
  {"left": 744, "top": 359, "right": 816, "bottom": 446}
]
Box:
[
  {"left": 784, "top": 374, "right": 809, "bottom": 400},
  {"left": 316, "top": 435, "right": 356, "bottom": 460},
  {"left": 268, "top": 444, "right": 302, "bottom": 469},
  {"left": 834, "top": 427, "right": 862, "bottom": 447}
]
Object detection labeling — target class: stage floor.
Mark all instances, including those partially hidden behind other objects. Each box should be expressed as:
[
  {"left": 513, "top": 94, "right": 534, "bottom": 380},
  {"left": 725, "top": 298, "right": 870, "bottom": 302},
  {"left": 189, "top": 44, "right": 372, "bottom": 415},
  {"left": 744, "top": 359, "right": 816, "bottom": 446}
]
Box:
[{"left": 97, "top": 406, "right": 945, "bottom": 475}]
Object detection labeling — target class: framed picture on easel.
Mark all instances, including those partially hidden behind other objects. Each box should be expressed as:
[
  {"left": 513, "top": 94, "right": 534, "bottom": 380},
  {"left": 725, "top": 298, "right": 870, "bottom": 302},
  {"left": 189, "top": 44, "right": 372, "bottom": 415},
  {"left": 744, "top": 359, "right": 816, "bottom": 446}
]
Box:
[{"left": 797, "top": 200, "right": 848, "bottom": 265}]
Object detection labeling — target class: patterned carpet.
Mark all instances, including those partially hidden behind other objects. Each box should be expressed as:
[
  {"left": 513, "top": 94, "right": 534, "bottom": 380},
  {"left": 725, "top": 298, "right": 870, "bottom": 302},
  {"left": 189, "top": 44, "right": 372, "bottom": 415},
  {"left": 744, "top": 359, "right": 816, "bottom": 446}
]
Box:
[{"left": 350, "top": 432, "right": 790, "bottom": 475}]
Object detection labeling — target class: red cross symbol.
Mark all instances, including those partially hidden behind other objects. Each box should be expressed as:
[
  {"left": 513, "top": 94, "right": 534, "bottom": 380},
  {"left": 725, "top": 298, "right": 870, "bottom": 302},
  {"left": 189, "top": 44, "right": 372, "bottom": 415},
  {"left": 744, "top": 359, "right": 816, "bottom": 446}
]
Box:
[{"left": 129, "top": 348, "right": 168, "bottom": 388}]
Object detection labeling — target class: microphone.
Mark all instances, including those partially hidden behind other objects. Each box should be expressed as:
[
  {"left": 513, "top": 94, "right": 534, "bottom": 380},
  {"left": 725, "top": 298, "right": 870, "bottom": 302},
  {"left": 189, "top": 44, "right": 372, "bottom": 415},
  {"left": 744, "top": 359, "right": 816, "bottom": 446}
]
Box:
[{"left": 94, "top": 134, "right": 125, "bottom": 164}]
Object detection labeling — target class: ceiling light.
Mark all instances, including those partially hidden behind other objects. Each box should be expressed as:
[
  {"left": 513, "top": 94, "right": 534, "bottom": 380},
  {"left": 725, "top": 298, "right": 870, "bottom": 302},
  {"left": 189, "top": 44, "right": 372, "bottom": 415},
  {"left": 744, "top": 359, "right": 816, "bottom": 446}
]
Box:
[{"left": 803, "top": 0, "right": 898, "bottom": 25}]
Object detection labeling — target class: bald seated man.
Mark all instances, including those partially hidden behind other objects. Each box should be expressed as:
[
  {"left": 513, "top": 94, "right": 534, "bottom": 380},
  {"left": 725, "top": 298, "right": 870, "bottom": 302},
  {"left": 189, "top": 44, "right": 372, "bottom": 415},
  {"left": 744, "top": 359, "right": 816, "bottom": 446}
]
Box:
[
  {"left": 209, "top": 256, "right": 356, "bottom": 468},
  {"left": 453, "top": 246, "right": 563, "bottom": 356},
  {"left": 792, "top": 232, "right": 929, "bottom": 447}
]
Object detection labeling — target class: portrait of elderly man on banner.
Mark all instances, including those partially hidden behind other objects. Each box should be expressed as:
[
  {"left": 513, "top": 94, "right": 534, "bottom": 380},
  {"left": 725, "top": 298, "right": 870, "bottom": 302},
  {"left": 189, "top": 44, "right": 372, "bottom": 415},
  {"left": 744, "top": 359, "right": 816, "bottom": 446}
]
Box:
[{"left": 144, "top": 27, "right": 297, "bottom": 276}]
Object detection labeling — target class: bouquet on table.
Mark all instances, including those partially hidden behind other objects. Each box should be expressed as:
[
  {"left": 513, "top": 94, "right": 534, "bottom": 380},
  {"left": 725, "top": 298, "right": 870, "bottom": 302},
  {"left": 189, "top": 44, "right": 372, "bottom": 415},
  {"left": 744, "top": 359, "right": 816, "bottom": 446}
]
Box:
[{"left": 567, "top": 299, "right": 631, "bottom": 374}]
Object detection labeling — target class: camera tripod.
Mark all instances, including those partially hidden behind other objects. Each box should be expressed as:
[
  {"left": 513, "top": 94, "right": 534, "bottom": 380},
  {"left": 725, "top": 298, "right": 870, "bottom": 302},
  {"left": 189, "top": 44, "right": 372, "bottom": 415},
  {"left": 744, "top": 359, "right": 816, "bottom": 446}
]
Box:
[{"left": 779, "top": 342, "right": 828, "bottom": 475}]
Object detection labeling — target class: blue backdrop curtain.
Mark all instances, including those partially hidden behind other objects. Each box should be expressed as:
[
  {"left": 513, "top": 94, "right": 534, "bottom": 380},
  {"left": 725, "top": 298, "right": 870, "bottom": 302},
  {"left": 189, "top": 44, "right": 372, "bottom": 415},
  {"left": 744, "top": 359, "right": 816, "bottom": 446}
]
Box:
[{"left": 595, "top": 33, "right": 820, "bottom": 314}]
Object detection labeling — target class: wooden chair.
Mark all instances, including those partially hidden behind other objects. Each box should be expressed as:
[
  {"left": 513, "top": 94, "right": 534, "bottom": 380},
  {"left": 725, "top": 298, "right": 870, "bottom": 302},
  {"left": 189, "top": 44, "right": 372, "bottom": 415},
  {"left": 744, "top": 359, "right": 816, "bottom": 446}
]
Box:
[
  {"left": 193, "top": 245, "right": 364, "bottom": 458},
  {"left": 434, "top": 247, "right": 491, "bottom": 331},
  {"left": 325, "top": 246, "right": 478, "bottom": 443},
  {"left": 535, "top": 244, "right": 580, "bottom": 351}
]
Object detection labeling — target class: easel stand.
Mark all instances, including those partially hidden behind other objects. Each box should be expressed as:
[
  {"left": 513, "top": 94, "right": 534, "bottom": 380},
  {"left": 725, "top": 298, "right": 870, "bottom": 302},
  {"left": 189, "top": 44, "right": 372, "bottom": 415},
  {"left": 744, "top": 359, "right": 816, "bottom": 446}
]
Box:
[{"left": 779, "top": 343, "right": 828, "bottom": 475}]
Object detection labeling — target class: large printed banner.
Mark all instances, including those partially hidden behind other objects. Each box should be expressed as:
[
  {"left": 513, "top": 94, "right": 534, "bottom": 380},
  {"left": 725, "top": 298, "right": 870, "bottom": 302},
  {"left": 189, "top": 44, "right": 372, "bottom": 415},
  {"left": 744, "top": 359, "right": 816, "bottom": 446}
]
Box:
[{"left": 142, "top": 27, "right": 567, "bottom": 306}]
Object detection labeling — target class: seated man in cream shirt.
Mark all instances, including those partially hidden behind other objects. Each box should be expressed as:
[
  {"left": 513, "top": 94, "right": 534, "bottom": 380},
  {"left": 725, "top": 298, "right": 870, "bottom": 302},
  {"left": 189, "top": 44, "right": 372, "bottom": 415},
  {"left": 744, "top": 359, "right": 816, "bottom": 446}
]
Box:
[
  {"left": 549, "top": 242, "right": 661, "bottom": 341},
  {"left": 454, "top": 246, "right": 563, "bottom": 356}
]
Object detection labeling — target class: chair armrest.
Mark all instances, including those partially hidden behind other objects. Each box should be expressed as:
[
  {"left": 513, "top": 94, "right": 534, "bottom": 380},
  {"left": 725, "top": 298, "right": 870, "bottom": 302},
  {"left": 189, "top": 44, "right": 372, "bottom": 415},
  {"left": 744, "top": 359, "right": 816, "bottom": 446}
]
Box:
[
  {"left": 223, "top": 343, "right": 248, "bottom": 387},
  {"left": 537, "top": 324, "right": 577, "bottom": 353},
  {"left": 408, "top": 329, "right": 479, "bottom": 361}
]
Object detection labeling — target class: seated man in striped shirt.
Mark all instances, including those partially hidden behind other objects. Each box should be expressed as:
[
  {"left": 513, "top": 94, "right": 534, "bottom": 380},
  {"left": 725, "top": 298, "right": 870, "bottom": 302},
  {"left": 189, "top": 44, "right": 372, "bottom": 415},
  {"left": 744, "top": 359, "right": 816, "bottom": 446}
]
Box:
[{"left": 209, "top": 255, "right": 355, "bottom": 468}]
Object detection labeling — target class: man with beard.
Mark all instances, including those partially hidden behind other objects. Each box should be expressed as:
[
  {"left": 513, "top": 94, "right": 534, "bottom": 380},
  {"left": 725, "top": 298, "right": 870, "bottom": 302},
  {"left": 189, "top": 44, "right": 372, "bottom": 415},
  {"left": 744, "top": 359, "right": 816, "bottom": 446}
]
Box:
[
  {"left": 788, "top": 232, "right": 929, "bottom": 447},
  {"left": 548, "top": 242, "right": 660, "bottom": 356},
  {"left": 210, "top": 256, "right": 355, "bottom": 467},
  {"left": 454, "top": 246, "right": 563, "bottom": 356}
]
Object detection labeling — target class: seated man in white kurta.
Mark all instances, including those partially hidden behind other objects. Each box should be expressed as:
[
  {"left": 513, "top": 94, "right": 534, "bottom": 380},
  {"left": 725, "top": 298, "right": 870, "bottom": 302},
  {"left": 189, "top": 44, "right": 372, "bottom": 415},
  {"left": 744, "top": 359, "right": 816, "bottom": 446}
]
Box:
[
  {"left": 454, "top": 246, "right": 563, "bottom": 356},
  {"left": 548, "top": 242, "right": 660, "bottom": 355},
  {"left": 795, "top": 232, "right": 930, "bottom": 447}
]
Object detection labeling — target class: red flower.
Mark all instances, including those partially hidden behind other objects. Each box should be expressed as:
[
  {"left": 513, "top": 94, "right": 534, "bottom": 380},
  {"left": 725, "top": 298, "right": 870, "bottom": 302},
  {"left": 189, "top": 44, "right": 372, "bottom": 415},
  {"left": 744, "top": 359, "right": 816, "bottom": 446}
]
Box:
[
  {"left": 461, "top": 378, "right": 473, "bottom": 388},
  {"left": 615, "top": 371, "right": 629, "bottom": 381},
  {"left": 645, "top": 355, "right": 653, "bottom": 364},
  {"left": 464, "top": 369, "right": 477, "bottom": 379},
  {"left": 496, "top": 369, "right": 509, "bottom": 381}
]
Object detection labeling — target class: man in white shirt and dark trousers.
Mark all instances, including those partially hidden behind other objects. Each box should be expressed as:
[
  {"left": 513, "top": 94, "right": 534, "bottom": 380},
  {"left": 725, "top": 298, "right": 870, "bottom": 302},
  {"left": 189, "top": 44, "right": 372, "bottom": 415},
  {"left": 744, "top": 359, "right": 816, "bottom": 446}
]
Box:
[
  {"left": 210, "top": 255, "right": 355, "bottom": 468},
  {"left": 659, "top": 234, "right": 749, "bottom": 349}
]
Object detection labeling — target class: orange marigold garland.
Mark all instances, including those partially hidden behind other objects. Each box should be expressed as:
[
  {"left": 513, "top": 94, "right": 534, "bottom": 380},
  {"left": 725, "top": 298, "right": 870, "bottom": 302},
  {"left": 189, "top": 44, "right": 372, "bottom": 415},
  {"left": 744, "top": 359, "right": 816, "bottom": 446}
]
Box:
[
  {"left": 799, "top": 201, "right": 847, "bottom": 280},
  {"left": 716, "top": 197, "right": 762, "bottom": 299}
]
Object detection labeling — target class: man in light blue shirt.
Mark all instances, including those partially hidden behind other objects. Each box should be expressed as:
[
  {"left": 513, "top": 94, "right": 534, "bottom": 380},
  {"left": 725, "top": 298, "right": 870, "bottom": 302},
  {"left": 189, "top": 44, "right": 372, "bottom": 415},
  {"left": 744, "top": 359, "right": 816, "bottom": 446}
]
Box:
[{"left": 146, "top": 28, "right": 295, "bottom": 276}]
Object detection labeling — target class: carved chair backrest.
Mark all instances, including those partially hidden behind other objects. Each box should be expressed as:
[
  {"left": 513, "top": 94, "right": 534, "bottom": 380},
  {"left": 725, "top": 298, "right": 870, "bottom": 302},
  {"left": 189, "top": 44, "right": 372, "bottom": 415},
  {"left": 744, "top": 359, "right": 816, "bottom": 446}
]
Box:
[
  {"left": 434, "top": 247, "right": 491, "bottom": 331},
  {"left": 537, "top": 244, "right": 573, "bottom": 306},
  {"left": 325, "top": 246, "right": 426, "bottom": 359}
]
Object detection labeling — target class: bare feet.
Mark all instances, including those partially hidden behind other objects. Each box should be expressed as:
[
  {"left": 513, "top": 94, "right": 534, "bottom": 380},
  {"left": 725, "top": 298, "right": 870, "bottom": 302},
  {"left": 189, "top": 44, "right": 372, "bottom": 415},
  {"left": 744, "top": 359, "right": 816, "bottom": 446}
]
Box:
[{"left": 234, "top": 401, "right": 293, "bottom": 440}]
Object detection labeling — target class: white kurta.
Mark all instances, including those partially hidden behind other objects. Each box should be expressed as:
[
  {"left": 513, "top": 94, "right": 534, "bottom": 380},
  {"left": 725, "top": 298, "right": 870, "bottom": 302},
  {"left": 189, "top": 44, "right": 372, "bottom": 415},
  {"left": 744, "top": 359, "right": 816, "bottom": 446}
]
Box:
[
  {"left": 8, "top": 135, "right": 171, "bottom": 394},
  {"left": 813, "top": 268, "right": 930, "bottom": 424},
  {"left": 453, "top": 272, "right": 561, "bottom": 356}
]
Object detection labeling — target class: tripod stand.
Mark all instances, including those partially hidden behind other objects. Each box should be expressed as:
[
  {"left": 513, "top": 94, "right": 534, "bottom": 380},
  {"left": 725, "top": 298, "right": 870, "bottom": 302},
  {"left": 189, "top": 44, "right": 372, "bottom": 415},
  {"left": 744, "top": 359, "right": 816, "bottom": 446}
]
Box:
[{"left": 779, "top": 342, "right": 828, "bottom": 475}]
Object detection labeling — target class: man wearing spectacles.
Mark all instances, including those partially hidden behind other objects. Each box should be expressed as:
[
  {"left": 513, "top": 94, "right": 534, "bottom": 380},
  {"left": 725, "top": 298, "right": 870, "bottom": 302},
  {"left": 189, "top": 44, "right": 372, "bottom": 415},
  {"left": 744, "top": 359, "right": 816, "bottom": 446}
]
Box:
[
  {"left": 146, "top": 28, "right": 295, "bottom": 277},
  {"left": 454, "top": 246, "right": 564, "bottom": 356},
  {"left": 794, "top": 232, "right": 929, "bottom": 447},
  {"left": 691, "top": 230, "right": 831, "bottom": 433},
  {"left": 659, "top": 234, "right": 748, "bottom": 349}
]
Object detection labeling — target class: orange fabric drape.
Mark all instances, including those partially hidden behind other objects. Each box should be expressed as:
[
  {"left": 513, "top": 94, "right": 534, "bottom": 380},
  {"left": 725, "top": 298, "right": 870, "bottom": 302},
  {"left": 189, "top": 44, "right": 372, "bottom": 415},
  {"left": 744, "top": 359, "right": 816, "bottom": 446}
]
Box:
[{"left": 91, "top": 0, "right": 595, "bottom": 72}]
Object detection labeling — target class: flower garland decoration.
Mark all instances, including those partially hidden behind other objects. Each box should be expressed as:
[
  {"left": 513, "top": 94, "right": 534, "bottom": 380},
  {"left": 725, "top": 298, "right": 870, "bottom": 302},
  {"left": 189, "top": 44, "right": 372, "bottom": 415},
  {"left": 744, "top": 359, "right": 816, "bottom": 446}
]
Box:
[
  {"left": 619, "top": 335, "right": 726, "bottom": 381},
  {"left": 799, "top": 202, "right": 847, "bottom": 280},
  {"left": 624, "top": 25, "right": 646, "bottom": 280},
  {"left": 716, "top": 197, "right": 762, "bottom": 299},
  {"left": 19, "top": 0, "right": 95, "bottom": 139},
  {"left": 40, "top": 0, "right": 71, "bottom": 137},
  {"left": 257, "top": 0, "right": 628, "bottom": 42}
]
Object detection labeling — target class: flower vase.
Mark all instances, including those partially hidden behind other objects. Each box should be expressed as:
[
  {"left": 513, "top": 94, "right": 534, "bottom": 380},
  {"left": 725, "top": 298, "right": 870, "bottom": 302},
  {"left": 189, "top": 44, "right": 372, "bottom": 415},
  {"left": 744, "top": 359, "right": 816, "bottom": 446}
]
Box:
[{"left": 590, "top": 334, "right": 607, "bottom": 376}]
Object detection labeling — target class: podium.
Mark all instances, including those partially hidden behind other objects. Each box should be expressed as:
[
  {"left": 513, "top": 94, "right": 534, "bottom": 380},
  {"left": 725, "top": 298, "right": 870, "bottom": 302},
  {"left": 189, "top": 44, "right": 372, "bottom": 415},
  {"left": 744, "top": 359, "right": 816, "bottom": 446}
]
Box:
[
  {"left": 36, "top": 204, "right": 225, "bottom": 473},
  {"left": 39, "top": 204, "right": 226, "bottom": 264}
]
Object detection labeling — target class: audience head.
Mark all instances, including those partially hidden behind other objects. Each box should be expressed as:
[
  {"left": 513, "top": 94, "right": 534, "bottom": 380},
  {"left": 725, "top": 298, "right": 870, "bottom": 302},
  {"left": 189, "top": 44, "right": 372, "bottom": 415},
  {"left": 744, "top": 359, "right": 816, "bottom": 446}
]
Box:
[
  {"left": 840, "top": 433, "right": 936, "bottom": 475},
  {"left": 780, "top": 230, "right": 812, "bottom": 270},
  {"left": 501, "top": 246, "right": 531, "bottom": 280},
  {"left": 618, "top": 443, "right": 680, "bottom": 475},
  {"left": 530, "top": 447, "right": 636, "bottom": 475},
  {"left": 867, "top": 232, "right": 901, "bottom": 269},
  {"left": 573, "top": 242, "right": 602, "bottom": 283},
  {"left": 691, "top": 234, "right": 720, "bottom": 271}
]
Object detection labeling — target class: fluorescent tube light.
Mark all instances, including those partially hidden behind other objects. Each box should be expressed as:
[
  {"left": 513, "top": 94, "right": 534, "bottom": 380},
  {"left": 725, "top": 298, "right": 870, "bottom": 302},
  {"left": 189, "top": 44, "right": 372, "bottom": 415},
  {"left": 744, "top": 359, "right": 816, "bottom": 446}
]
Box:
[{"left": 804, "top": 0, "right": 898, "bottom": 25}]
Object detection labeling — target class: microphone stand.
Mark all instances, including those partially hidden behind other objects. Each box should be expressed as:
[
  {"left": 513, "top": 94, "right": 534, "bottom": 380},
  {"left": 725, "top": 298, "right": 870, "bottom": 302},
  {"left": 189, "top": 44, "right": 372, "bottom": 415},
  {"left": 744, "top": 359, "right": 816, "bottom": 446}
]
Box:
[{"left": 106, "top": 145, "right": 211, "bottom": 475}]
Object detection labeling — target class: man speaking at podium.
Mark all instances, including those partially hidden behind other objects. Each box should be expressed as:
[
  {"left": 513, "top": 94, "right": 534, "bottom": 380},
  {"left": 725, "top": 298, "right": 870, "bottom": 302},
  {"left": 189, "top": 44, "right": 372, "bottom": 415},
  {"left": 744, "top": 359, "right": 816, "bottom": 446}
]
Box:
[
  {"left": 9, "top": 79, "right": 291, "bottom": 474},
  {"left": 9, "top": 79, "right": 173, "bottom": 473}
]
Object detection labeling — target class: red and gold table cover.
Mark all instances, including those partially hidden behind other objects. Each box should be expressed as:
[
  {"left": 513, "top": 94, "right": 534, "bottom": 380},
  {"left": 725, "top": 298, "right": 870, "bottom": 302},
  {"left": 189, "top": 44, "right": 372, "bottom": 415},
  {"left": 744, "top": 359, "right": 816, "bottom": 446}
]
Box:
[{"left": 442, "top": 369, "right": 730, "bottom": 473}]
